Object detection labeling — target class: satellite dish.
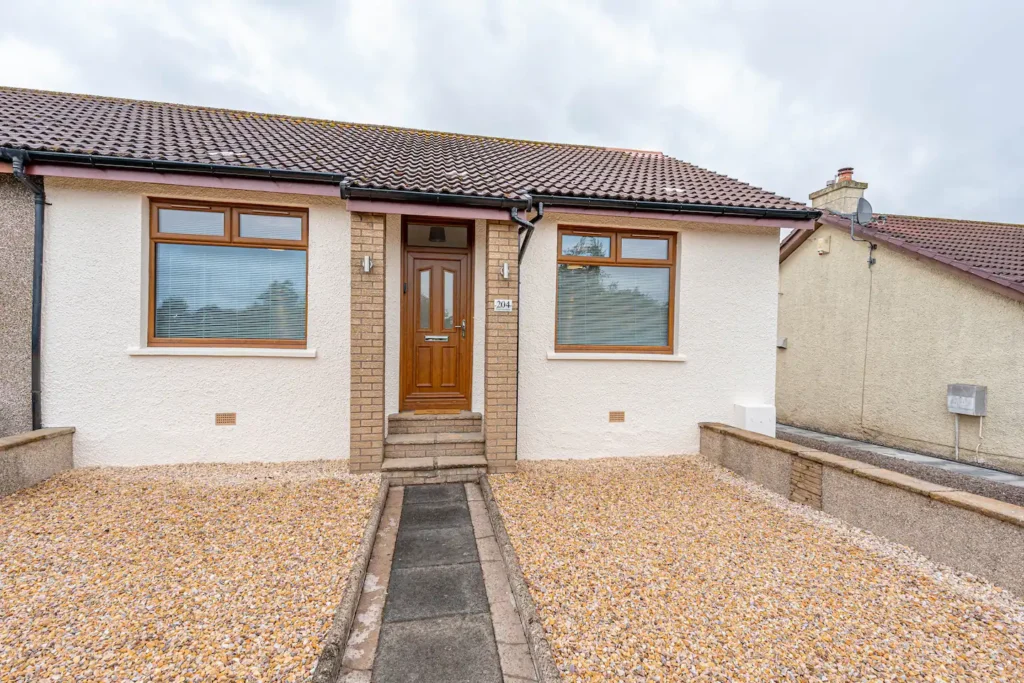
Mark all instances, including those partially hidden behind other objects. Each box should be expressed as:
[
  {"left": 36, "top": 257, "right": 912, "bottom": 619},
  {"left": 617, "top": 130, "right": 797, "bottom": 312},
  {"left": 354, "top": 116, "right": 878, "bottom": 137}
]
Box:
[{"left": 855, "top": 197, "right": 873, "bottom": 225}]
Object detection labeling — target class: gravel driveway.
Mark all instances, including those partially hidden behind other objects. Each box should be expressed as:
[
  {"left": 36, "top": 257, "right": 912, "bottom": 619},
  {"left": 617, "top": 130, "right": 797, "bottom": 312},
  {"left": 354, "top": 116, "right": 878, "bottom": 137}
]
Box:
[
  {"left": 1, "top": 461, "right": 379, "bottom": 682},
  {"left": 491, "top": 457, "right": 1024, "bottom": 681}
]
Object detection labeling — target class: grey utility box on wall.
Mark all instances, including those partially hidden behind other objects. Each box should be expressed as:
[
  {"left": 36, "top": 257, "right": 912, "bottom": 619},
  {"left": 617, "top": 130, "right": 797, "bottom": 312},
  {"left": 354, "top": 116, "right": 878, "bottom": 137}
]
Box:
[{"left": 947, "top": 384, "right": 987, "bottom": 416}]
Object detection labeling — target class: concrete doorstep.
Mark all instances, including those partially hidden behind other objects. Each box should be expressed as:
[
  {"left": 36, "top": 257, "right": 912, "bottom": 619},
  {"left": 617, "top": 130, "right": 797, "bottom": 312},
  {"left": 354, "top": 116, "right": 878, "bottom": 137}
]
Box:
[{"left": 338, "top": 482, "right": 540, "bottom": 683}]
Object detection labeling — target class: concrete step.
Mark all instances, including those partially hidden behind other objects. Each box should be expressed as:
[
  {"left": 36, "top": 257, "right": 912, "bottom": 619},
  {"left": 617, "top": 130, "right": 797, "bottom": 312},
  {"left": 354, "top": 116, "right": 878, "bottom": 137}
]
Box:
[
  {"left": 385, "top": 432, "right": 485, "bottom": 446},
  {"left": 384, "top": 431, "right": 485, "bottom": 460},
  {"left": 381, "top": 455, "right": 487, "bottom": 472},
  {"left": 388, "top": 411, "right": 482, "bottom": 435},
  {"left": 381, "top": 454, "right": 488, "bottom": 486}
]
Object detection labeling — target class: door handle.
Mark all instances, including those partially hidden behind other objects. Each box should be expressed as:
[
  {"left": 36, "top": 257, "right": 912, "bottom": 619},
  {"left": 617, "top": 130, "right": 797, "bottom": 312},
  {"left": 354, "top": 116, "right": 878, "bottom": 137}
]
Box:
[{"left": 459, "top": 319, "right": 467, "bottom": 338}]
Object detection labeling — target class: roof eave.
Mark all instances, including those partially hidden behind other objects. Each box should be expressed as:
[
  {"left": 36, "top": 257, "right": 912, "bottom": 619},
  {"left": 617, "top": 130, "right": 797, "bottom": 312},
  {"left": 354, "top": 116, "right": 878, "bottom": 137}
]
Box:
[
  {"left": 1, "top": 148, "right": 351, "bottom": 184},
  {"left": 2, "top": 147, "right": 817, "bottom": 223},
  {"left": 531, "top": 193, "right": 820, "bottom": 222}
]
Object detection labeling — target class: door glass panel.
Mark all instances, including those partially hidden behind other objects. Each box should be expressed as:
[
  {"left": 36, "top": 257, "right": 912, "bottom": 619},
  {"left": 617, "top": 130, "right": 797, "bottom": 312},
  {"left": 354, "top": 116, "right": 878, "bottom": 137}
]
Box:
[
  {"left": 419, "top": 269, "right": 430, "bottom": 329},
  {"left": 443, "top": 270, "right": 455, "bottom": 329},
  {"left": 407, "top": 224, "right": 469, "bottom": 248}
]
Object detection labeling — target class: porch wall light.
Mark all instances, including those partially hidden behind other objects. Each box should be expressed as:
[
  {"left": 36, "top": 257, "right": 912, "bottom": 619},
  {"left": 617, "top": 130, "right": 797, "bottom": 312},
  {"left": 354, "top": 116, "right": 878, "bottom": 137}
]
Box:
[{"left": 362, "top": 255, "right": 373, "bottom": 273}]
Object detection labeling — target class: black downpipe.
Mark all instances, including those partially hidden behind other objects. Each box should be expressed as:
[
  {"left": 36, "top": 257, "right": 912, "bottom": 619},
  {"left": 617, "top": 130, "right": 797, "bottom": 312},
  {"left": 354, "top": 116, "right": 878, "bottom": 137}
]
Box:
[
  {"left": 509, "top": 203, "right": 544, "bottom": 264},
  {"left": 507, "top": 202, "right": 544, "bottom": 465},
  {"left": 11, "top": 152, "right": 45, "bottom": 430}
]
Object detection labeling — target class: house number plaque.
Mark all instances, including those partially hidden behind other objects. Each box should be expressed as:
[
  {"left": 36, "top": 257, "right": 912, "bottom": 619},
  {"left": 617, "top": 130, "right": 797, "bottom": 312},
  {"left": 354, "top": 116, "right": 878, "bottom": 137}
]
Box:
[{"left": 493, "top": 299, "right": 513, "bottom": 312}]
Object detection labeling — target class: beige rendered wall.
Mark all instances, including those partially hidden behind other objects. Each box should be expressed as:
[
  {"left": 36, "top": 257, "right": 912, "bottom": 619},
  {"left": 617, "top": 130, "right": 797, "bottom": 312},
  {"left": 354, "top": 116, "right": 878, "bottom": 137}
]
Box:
[
  {"left": 778, "top": 223, "right": 1024, "bottom": 473},
  {"left": 0, "top": 174, "right": 35, "bottom": 437}
]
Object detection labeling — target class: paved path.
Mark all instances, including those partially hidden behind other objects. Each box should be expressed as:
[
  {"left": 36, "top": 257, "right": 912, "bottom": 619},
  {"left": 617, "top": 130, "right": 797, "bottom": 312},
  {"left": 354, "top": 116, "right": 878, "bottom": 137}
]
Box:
[
  {"left": 777, "top": 424, "right": 1024, "bottom": 488},
  {"left": 341, "top": 483, "right": 539, "bottom": 683}
]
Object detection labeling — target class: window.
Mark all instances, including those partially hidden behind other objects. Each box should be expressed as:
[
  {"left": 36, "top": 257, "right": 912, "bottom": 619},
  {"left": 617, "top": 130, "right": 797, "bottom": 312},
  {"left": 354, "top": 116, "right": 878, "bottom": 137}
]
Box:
[
  {"left": 149, "top": 199, "right": 308, "bottom": 347},
  {"left": 556, "top": 228, "right": 676, "bottom": 353}
]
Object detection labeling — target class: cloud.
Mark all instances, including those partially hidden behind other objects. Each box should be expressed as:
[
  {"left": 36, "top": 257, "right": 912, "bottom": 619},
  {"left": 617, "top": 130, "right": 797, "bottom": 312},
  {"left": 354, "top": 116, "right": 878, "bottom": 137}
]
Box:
[{"left": 1, "top": 0, "right": 1022, "bottom": 223}]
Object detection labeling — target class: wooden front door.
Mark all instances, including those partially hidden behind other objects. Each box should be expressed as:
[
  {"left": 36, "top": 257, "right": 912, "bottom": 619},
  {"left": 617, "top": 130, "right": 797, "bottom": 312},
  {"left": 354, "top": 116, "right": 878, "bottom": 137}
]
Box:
[{"left": 401, "top": 250, "right": 473, "bottom": 410}]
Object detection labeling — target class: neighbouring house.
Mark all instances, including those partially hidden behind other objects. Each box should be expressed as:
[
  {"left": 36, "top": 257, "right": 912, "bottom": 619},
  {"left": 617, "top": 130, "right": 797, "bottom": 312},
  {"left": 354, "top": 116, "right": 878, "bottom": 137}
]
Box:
[
  {"left": 0, "top": 87, "right": 817, "bottom": 476},
  {"left": 778, "top": 167, "right": 1024, "bottom": 474}
]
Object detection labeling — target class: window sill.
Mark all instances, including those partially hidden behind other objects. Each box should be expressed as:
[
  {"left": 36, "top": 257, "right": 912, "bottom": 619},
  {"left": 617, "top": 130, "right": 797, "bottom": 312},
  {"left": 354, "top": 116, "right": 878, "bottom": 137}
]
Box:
[
  {"left": 546, "top": 350, "right": 687, "bottom": 362},
  {"left": 128, "top": 346, "right": 317, "bottom": 358}
]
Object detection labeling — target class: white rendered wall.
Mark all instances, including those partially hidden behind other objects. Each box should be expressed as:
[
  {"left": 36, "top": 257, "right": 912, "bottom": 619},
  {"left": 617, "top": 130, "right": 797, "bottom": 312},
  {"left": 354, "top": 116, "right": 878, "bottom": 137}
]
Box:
[
  {"left": 40, "top": 178, "right": 351, "bottom": 466},
  {"left": 517, "top": 214, "right": 779, "bottom": 459}
]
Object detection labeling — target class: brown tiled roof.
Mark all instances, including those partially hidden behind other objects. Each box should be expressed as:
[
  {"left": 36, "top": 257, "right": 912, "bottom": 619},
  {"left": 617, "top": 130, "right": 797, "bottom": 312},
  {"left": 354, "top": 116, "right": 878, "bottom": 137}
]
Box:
[
  {"left": 788, "top": 210, "right": 1024, "bottom": 300},
  {"left": 0, "top": 87, "right": 809, "bottom": 212},
  {"left": 863, "top": 214, "right": 1024, "bottom": 287}
]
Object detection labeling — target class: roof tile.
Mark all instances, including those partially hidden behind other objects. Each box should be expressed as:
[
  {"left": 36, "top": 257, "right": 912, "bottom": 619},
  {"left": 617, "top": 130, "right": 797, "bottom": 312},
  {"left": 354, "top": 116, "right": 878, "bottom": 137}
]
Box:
[
  {"left": 863, "top": 214, "right": 1024, "bottom": 288},
  {"left": 0, "top": 87, "right": 807, "bottom": 212}
]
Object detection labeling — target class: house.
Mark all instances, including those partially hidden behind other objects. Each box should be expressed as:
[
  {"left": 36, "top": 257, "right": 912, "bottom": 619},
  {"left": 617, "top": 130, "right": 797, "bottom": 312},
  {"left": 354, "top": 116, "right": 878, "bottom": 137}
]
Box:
[
  {"left": 778, "top": 168, "right": 1024, "bottom": 475},
  {"left": 0, "top": 87, "right": 817, "bottom": 476}
]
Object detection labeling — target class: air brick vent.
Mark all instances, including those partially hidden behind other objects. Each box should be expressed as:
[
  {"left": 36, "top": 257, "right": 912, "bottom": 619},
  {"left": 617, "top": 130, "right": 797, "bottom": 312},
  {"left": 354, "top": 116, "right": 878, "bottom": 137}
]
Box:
[
  {"left": 215, "top": 412, "right": 237, "bottom": 426},
  {"left": 609, "top": 411, "right": 625, "bottom": 423}
]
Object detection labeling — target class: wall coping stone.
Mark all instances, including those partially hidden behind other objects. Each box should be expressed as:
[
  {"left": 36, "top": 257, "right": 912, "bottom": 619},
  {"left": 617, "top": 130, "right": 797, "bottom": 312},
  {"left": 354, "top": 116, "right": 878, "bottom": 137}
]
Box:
[
  {"left": 0, "top": 427, "right": 75, "bottom": 452},
  {"left": 793, "top": 449, "right": 879, "bottom": 473},
  {"left": 856, "top": 467, "right": 955, "bottom": 496},
  {"left": 700, "top": 422, "right": 1024, "bottom": 530},
  {"left": 932, "top": 490, "right": 1024, "bottom": 527},
  {"left": 699, "top": 422, "right": 818, "bottom": 456}
]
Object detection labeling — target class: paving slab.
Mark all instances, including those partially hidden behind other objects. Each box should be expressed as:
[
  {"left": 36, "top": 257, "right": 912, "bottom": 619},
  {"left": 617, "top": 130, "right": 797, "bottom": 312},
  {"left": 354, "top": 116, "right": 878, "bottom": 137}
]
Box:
[
  {"left": 383, "top": 563, "right": 489, "bottom": 622},
  {"left": 404, "top": 483, "right": 466, "bottom": 505},
  {"left": 373, "top": 613, "right": 502, "bottom": 683},
  {"left": 368, "top": 481, "right": 535, "bottom": 682},
  {"left": 393, "top": 526, "right": 480, "bottom": 568},
  {"left": 497, "top": 643, "right": 538, "bottom": 681},
  {"left": 399, "top": 500, "right": 471, "bottom": 531}
]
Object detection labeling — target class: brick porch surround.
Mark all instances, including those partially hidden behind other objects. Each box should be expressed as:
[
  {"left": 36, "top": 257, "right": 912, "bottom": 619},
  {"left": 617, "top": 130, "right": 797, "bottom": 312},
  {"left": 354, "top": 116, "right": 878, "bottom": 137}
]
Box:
[
  {"left": 349, "top": 215, "right": 520, "bottom": 475},
  {"left": 349, "top": 212, "right": 387, "bottom": 473},
  {"left": 483, "top": 220, "right": 519, "bottom": 474}
]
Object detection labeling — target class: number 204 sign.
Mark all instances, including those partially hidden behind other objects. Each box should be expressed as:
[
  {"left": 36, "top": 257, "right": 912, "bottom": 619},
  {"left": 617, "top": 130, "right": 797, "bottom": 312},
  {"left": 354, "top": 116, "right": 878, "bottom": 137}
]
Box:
[{"left": 493, "top": 299, "right": 513, "bottom": 312}]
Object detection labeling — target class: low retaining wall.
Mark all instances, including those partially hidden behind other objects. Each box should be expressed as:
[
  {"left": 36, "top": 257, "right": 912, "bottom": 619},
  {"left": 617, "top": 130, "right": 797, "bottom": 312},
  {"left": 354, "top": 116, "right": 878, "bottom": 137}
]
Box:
[
  {"left": 700, "top": 422, "right": 1024, "bottom": 596},
  {"left": 0, "top": 427, "right": 75, "bottom": 497}
]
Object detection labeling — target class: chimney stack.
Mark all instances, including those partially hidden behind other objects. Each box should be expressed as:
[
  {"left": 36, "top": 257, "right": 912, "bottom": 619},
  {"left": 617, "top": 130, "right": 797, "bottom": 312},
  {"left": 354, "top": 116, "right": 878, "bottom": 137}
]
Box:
[{"left": 809, "top": 166, "right": 868, "bottom": 214}]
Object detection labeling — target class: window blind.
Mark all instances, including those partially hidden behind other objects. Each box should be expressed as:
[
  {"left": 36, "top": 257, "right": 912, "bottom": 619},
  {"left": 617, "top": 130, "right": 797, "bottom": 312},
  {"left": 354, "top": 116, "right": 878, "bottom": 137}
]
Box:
[
  {"left": 154, "top": 243, "right": 306, "bottom": 340},
  {"left": 557, "top": 265, "right": 670, "bottom": 346}
]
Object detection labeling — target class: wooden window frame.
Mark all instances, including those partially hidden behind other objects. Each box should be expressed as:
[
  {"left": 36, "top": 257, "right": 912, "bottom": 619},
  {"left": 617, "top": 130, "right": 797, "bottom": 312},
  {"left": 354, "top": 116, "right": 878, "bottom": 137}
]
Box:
[
  {"left": 555, "top": 226, "right": 676, "bottom": 354},
  {"left": 148, "top": 198, "right": 309, "bottom": 349}
]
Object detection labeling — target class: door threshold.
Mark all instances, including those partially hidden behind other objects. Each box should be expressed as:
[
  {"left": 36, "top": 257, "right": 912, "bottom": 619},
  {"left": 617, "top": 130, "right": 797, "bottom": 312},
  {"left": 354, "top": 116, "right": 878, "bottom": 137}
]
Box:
[{"left": 413, "top": 409, "right": 464, "bottom": 415}]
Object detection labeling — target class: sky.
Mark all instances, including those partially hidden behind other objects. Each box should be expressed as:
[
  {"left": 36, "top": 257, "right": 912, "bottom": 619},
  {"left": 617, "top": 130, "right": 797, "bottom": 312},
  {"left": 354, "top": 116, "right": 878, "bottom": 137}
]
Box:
[{"left": 2, "top": 0, "right": 1022, "bottom": 223}]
